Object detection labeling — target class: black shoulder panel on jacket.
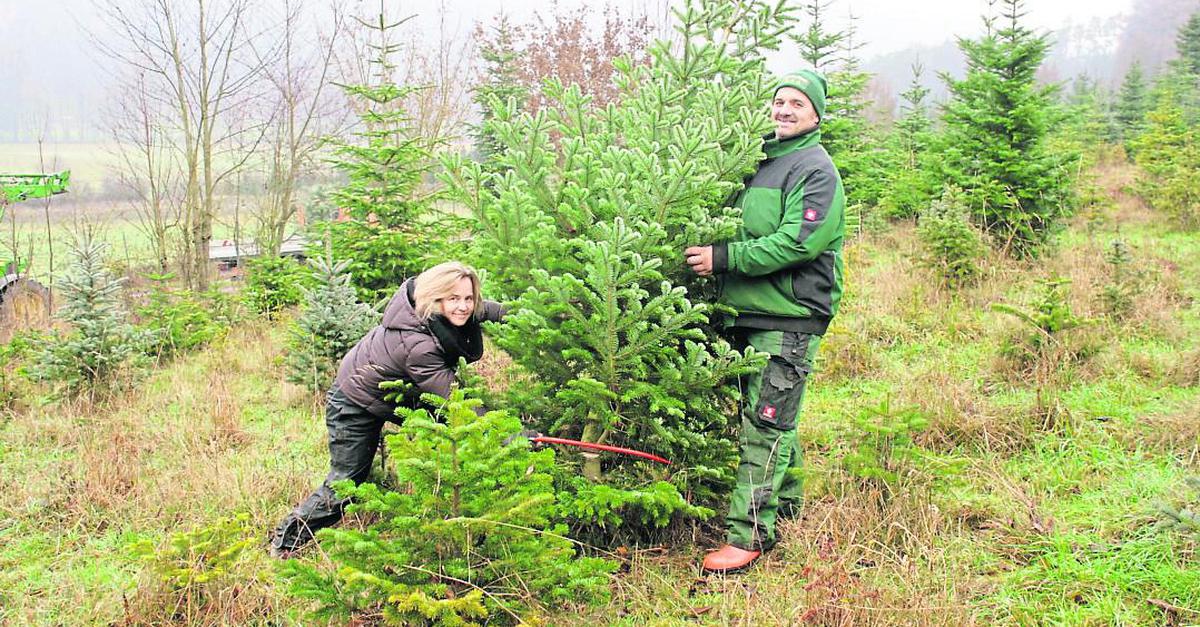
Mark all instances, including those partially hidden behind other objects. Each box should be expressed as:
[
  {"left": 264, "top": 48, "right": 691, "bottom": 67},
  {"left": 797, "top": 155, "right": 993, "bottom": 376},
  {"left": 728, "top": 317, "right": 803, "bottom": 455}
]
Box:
[{"left": 780, "top": 145, "right": 836, "bottom": 198}]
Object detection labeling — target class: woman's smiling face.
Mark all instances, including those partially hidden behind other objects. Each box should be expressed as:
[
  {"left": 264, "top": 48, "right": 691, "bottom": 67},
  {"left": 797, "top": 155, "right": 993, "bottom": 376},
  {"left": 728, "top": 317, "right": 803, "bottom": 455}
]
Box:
[{"left": 440, "top": 276, "right": 476, "bottom": 326}]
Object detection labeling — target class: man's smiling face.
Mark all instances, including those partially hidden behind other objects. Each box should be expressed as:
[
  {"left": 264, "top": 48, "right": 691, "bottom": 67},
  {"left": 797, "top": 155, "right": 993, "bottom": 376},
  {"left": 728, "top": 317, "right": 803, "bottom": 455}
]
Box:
[{"left": 772, "top": 86, "right": 819, "bottom": 140}]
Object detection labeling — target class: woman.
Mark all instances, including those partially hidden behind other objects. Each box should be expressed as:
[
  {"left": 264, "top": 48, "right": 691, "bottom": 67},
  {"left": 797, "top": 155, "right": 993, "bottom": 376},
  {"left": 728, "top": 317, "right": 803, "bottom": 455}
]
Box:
[{"left": 270, "top": 261, "right": 505, "bottom": 556}]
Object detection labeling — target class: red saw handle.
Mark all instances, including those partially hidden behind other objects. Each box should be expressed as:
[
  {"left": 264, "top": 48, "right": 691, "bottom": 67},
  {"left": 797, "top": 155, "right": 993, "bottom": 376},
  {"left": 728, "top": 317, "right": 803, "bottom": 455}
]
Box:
[{"left": 531, "top": 436, "right": 671, "bottom": 465}]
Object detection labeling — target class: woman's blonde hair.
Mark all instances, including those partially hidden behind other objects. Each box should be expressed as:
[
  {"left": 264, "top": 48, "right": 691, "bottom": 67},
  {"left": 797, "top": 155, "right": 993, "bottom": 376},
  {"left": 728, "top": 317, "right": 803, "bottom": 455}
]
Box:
[{"left": 413, "top": 261, "right": 483, "bottom": 322}]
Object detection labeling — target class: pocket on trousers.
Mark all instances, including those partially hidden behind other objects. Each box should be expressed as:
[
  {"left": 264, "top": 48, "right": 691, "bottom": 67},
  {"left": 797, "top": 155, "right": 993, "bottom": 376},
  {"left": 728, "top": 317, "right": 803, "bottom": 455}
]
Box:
[{"left": 753, "top": 356, "right": 806, "bottom": 431}]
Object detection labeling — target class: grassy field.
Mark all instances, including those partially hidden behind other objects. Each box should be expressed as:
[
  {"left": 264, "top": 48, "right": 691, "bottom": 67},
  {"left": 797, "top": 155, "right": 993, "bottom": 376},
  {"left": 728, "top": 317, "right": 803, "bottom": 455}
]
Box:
[
  {"left": 0, "top": 159, "right": 1196, "bottom": 625},
  {"left": 0, "top": 142, "right": 121, "bottom": 196},
  {"left": 1, "top": 142, "right": 297, "bottom": 282},
  {"left": 0, "top": 196, "right": 279, "bottom": 286}
]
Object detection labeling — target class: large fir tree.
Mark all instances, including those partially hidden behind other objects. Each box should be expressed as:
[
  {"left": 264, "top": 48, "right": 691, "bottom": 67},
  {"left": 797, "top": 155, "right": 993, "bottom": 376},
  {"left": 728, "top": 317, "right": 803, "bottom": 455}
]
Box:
[
  {"left": 1058, "top": 74, "right": 1119, "bottom": 161},
  {"left": 793, "top": 0, "right": 843, "bottom": 71},
  {"left": 472, "top": 14, "right": 528, "bottom": 163},
  {"left": 937, "top": 0, "right": 1076, "bottom": 257},
  {"left": 1115, "top": 60, "right": 1150, "bottom": 145},
  {"left": 896, "top": 62, "right": 933, "bottom": 155},
  {"left": 826, "top": 16, "right": 889, "bottom": 212},
  {"left": 1131, "top": 39, "right": 1200, "bottom": 229},
  {"left": 443, "top": 0, "right": 792, "bottom": 529},
  {"left": 791, "top": 3, "right": 887, "bottom": 215},
  {"left": 316, "top": 8, "right": 458, "bottom": 304},
  {"left": 1176, "top": 11, "right": 1200, "bottom": 75}
]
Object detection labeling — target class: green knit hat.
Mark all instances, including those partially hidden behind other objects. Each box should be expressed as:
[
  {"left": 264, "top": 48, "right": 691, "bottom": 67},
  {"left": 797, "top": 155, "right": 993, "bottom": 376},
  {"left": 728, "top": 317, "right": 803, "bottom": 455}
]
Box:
[{"left": 773, "top": 69, "right": 828, "bottom": 122}]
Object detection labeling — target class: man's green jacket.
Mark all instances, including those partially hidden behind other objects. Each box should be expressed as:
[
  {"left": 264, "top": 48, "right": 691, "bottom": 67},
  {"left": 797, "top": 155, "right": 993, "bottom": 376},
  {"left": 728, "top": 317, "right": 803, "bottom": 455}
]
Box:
[{"left": 711, "top": 128, "right": 845, "bottom": 335}]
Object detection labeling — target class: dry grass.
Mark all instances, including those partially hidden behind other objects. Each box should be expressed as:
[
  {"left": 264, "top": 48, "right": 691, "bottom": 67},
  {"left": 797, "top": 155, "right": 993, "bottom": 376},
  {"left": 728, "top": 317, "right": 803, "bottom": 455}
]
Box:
[
  {"left": 0, "top": 320, "right": 328, "bottom": 624},
  {"left": 1131, "top": 259, "right": 1195, "bottom": 343},
  {"left": 1111, "top": 397, "right": 1200, "bottom": 465},
  {"left": 1168, "top": 349, "right": 1200, "bottom": 388},
  {"left": 120, "top": 573, "right": 286, "bottom": 626},
  {"left": 818, "top": 320, "right": 883, "bottom": 382},
  {"left": 470, "top": 338, "right": 524, "bottom": 398},
  {"left": 899, "top": 368, "right": 1035, "bottom": 453},
  {"left": 821, "top": 227, "right": 928, "bottom": 382},
  {"left": 1086, "top": 156, "right": 1154, "bottom": 231},
  {"left": 566, "top": 491, "right": 977, "bottom": 626}
]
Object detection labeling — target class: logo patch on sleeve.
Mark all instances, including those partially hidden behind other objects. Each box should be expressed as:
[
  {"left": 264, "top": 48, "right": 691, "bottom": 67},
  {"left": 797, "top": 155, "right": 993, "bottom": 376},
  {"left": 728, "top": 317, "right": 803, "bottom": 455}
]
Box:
[
  {"left": 761, "top": 405, "right": 777, "bottom": 421},
  {"left": 804, "top": 208, "right": 819, "bottom": 221}
]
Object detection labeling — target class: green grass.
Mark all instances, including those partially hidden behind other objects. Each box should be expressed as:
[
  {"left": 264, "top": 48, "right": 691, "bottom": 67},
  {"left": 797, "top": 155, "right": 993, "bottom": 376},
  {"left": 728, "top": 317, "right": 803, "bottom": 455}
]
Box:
[
  {"left": 0, "top": 206, "right": 256, "bottom": 282},
  {"left": 0, "top": 142, "right": 119, "bottom": 194},
  {"left": 2, "top": 141, "right": 290, "bottom": 281}
]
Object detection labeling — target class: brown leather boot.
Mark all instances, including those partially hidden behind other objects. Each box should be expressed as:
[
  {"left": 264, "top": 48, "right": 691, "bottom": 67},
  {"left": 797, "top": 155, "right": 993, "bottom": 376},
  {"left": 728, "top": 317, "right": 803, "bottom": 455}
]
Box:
[{"left": 702, "top": 544, "right": 761, "bottom": 573}]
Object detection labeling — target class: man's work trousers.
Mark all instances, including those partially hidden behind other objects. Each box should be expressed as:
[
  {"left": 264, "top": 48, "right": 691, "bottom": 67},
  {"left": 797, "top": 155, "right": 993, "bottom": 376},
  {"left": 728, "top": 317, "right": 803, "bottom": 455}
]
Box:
[
  {"left": 725, "top": 329, "right": 820, "bottom": 551},
  {"left": 271, "top": 385, "right": 383, "bottom": 552}
]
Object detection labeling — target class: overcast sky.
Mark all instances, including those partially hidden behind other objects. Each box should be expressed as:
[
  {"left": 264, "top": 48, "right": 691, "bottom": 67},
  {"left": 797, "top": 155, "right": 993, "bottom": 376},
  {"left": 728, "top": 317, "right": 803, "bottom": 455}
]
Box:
[
  {"left": 6, "top": 0, "right": 1135, "bottom": 65},
  {"left": 0, "top": 0, "right": 1137, "bottom": 145},
  {"left": 427, "top": 0, "right": 1133, "bottom": 59}
]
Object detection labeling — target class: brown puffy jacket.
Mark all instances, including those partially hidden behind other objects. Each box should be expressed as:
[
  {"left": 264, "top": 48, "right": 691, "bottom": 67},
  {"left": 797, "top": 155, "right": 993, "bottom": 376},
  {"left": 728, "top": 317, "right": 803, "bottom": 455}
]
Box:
[{"left": 334, "top": 278, "right": 504, "bottom": 418}]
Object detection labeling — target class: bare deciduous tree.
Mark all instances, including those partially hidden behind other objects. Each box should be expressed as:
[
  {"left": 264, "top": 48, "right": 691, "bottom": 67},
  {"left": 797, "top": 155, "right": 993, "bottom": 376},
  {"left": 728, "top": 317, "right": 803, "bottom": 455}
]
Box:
[
  {"left": 250, "top": 0, "right": 350, "bottom": 255},
  {"left": 96, "top": 0, "right": 271, "bottom": 289},
  {"left": 474, "top": 4, "right": 656, "bottom": 115},
  {"left": 337, "top": 1, "right": 476, "bottom": 148},
  {"left": 106, "top": 71, "right": 181, "bottom": 274}
]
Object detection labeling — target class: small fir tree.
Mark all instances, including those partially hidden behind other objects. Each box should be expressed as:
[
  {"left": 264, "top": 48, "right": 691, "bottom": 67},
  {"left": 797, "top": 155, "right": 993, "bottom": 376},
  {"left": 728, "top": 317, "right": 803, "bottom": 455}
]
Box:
[
  {"left": 916, "top": 187, "right": 987, "bottom": 289},
  {"left": 137, "top": 273, "right": 239, "bottom": 363},
  {"left": 30, "top": 231, "right": 147, "bottom": 396},
  {"left": 937, "top": 0, "right": 1078, "bottom": 257},
  {"left": 442, "top": 0, "right": 790, "bottom": 530},
  {"left": 241, "top": 255, "right": 311, "bottom": 319},
  {"left": 278, "top": 392, "right": 616, "bottom": 625},
  {"left": 881, "top": 61, "right": 938, "bottom": 219},
  {"left": 0, "top": 330, "right": 38, "bottom": 410},
  {"left": 315, "top": 6, "right": 459, "bottom": 304},
  {"left": 993, "top": 275, "right": 1095, "bottom": 383},
  {"left": 285, "top": 251, "right": 379, "bottom": 392},
  {"left": 1157, "top": 476, "right": 1200, "bottom": 537},
  {"left": 993, "top": 277, "right": 1090, "bottom": 343},
  {"left": 994, "top": 276, "right": 1099, "bottom": 427},
  {"left": 1099, "top": 239, "right": 1140, "bottom": 319},
  {"left": 1115, "top": 60, "right": 1150, "bottom": 147},
  {"left": 1130, "top": 67, "right": 1200, "bottom": 230},
  {"left": 126, "top": 514, "right": 255, "bottom": 618},
  {"left": 840, "top": 397, "right": 962, "bottom": 503}
]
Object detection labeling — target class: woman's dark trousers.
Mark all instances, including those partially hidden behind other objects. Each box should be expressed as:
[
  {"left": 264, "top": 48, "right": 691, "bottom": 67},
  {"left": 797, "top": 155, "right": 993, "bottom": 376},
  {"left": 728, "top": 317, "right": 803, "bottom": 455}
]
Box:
[{"left": 271, "top": 386, "right": 382, "bottom": 553}]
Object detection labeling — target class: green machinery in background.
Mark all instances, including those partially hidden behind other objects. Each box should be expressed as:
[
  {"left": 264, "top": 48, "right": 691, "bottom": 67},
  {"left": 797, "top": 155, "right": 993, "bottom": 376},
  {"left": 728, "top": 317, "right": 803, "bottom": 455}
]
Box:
[
  {"left": 1, "top": 171, "right": 70, "bottom": 204},
  {"left": 0, "top": 171, "right": 69, "bottom": 329}
]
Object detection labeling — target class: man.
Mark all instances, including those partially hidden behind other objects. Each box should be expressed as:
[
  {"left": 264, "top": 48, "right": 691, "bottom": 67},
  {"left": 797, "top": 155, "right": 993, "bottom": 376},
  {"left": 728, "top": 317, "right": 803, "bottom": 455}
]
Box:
[{"left": 684, "top": 69, "right": 845, "bottom": 573}]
